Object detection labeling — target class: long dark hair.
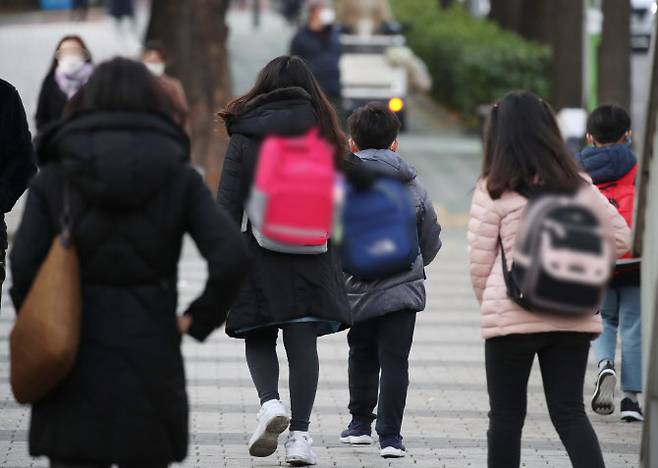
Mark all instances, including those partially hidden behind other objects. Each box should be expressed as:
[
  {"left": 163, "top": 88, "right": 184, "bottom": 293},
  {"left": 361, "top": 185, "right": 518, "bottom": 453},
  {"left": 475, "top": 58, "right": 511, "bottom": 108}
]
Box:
[
  {"left": 66, "top": 57, "right": 171, "bottom": 117},
  {"left": 219, "top": 55, "right": 346, "bottom": 164},
  {"left": 49, "top": 35, "right": 93, "bottom": 75},
  {"left": 482, "top": 90, "right": 584, "bottom": 199}
]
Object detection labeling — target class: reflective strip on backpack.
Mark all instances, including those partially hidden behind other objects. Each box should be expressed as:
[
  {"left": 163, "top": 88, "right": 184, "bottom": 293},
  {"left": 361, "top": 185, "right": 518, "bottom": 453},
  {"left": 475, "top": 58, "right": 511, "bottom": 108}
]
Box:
[{"left": 266, "top": 224, "right": 329, "bottom": 239}]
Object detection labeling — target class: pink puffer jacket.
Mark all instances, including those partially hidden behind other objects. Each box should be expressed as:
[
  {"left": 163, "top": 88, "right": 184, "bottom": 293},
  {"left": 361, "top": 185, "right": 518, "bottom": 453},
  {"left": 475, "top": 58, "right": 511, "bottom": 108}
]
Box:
[{"left": 468, "top": 178, "right": 631, "bottom": 339}]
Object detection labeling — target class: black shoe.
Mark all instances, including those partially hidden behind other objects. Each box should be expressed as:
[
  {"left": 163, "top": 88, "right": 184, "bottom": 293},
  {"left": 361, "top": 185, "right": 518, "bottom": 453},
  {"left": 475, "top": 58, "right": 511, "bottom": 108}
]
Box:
[
  {"left": 620, "top": 397, "right": 644, "bottom": 422},
  {"left": 379, "top": 434, "right": 406, "bottom": 458},
  {"left": 591, "top": 362, "right": 616, "bottom": 415},
  {"left": 339, "top": 419, "right": 373, "bottom": 445}
]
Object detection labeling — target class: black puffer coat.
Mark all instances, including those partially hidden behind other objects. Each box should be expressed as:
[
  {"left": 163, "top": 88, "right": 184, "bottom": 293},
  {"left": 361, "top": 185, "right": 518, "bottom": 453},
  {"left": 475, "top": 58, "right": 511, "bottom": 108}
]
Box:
[
  {"left": 108, "top": 0, "right": 134, "bottom": 18},
  {"left": 10, "top": 111, "right": 250, "bottom": 464},
  {"left": 217, "top": 87, "right": 351, "bottom": 337},
  {"left": 35, "top": 72, "right": 68, "bottom": 133}
]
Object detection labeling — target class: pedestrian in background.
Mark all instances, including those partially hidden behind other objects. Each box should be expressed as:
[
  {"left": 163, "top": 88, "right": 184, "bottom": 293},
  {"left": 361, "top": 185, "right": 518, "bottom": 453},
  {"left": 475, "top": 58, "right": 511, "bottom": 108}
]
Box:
[
  {"left": 11, "top": 58, "right": 250, "bottom": 468},
  {"left": 35, "top": 35, "right": 93, "bottom": 133},
  {"left": 290, "top": 0, "right": 342, "bottom": 112},
  {"left": 142, "top": 41, "right": 190, "bottom": 133},
  {"left": 71, "top": 0, "right": 89, "bottom": 21},
  {"left": 108, "top": 0, "right": 137, "bottom": 36},
  {"left": 468, "top": 91, "right": 631, "bottom": 468},
  {"left": 0, "top": 79, "right": 37, "bottom": 305},
  {"left": 335, "top": 0, "right": 394, "bottom": 35},
  {"left": 578, "top": 105, "right": 644, "bottom": 422},
  {"left": 339, "top": 103, "right": 442, "bottom": 459},
  {"left": 217, "top": 55, "right": 351, "bottom": 466}
]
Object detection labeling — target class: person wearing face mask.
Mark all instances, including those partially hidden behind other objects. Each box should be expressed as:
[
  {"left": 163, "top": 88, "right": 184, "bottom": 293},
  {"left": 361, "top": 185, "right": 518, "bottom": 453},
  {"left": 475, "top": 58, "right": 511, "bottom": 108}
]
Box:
[
  {"left": 142, "top": 42, "right": 190, "bottom": 133},
  {"left": 335, "top": 0, "right": 395, "bottom": 35},
  {"left": 35, "top": 35, "right": 93, "bottom": 133},
  {"left": 290, "top": 0, "right": 342, "bottom": 111}
]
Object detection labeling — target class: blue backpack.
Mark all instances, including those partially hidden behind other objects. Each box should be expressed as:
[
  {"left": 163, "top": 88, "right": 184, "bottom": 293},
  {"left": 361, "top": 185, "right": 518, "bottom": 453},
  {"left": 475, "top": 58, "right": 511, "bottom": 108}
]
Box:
[{"left": 341, "top": 177, "right": 419, "bottom": 280}]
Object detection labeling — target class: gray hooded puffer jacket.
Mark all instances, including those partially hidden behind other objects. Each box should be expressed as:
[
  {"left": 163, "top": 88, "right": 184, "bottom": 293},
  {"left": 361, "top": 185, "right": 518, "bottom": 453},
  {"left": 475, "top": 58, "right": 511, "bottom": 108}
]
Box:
[{"left": 345, "top": 149, "right": 442, "bottom": 323}]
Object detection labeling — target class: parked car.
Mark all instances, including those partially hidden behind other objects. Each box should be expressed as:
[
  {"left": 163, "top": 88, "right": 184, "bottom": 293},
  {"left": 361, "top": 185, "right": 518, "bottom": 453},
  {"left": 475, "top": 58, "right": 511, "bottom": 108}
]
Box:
[{"left": 631, "top": 0, "right": 657, "bottom": 51}]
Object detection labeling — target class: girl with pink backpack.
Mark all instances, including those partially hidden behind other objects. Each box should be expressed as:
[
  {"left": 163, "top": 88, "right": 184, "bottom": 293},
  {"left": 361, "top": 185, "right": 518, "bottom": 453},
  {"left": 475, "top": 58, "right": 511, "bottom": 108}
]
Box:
[{"left": 217, "top": 56, "right": 351, "bottom": 466}]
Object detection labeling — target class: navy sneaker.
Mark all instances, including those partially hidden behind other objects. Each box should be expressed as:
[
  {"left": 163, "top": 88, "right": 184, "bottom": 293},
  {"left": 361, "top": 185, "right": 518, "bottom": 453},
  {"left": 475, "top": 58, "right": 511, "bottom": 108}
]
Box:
[
  {"left": 379, "top": 434, "right": 406, "bottom": 458},
  {"left": 339, "top": 419, "right": 373, "bottom": 445},
  {"left": 591, "top": 361, "right": 616, "bottom": 415},
  {"left": 620, "top": 398, "right": 644, "bottom": 422}
]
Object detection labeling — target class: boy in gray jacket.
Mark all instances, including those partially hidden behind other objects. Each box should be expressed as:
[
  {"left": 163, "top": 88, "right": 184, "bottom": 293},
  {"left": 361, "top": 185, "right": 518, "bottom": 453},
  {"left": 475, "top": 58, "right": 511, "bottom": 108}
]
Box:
[{"left": 339, "top": 102, "right": 442, "bottom": 458}]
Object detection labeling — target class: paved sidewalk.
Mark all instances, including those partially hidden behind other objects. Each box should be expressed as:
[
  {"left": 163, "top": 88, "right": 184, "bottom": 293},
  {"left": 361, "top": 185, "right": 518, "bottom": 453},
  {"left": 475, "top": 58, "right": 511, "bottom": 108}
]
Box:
[{"left": 0, "top": 226, "right": 643, "bottom": 468}]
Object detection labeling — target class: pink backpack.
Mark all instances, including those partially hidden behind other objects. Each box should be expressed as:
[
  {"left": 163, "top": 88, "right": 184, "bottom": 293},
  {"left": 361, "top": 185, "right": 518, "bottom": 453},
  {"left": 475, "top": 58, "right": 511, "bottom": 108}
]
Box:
[{"left": 246, "top": 128, "right": 336, "bottom": 254}]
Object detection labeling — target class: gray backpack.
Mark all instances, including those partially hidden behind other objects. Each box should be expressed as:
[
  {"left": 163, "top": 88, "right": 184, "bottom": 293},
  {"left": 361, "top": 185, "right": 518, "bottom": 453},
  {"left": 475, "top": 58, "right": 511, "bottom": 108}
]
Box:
[{"left": 500, "top": 190, "right": 613, "bottom": 315}]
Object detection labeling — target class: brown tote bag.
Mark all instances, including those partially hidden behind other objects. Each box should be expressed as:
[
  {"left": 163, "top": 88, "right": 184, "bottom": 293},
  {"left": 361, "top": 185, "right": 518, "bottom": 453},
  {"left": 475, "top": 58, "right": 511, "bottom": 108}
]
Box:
[{"left": 10, "top": 185, "right": 82, "bottom": 404}]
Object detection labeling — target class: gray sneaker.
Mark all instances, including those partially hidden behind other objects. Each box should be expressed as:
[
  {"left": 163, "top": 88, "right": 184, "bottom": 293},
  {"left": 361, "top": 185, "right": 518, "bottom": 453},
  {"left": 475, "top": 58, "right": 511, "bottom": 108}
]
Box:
[{"left": 591, "top": 361, "right": 616, "bottom": 416}]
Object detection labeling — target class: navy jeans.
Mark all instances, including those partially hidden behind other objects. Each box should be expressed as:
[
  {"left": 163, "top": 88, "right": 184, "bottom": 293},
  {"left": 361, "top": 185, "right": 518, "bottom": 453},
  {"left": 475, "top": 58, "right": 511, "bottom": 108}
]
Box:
[
  {"left": 347, "top": 310, "right": 417, "bottom": 437},
  {"left": 592, "top": 285, "right": 642, "bottom": 392},
  {"left": 485, "top": 332, "right": 605, "bottom": 468}
]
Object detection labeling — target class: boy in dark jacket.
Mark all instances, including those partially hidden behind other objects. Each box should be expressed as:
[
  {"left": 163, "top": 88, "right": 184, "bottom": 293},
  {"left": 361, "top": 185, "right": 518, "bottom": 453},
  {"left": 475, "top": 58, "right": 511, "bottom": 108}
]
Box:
[
  {"left": 339, "top": 102, "right": 442, "bottom": 458},
  {"left": 577, "top": 105, "right": 643, "bottom": 422}
]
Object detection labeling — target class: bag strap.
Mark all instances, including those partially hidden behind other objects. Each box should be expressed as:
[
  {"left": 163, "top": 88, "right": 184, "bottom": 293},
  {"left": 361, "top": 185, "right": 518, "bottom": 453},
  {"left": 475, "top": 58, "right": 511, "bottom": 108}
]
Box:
[
  {"left": 59, "top": 182, "right": 74, "bottom": 248},
  {"left": 498, "top": 236, "right": 514, "bottom": 292}
]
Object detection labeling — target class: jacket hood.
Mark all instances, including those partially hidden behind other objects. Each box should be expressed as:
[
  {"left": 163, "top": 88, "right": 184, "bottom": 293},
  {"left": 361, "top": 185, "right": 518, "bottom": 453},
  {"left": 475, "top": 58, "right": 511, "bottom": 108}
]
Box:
[
  {"left": 352, "top": 149, "right": 417, "bottom": 182},
  {"left": 576, "top": 144, "right": 637, "bottom": 184},
  {"left": 227, "top": 87, "right": 318, "bottom": 139},
  {"left": 36, "top": 111, "right": 189, "bottom": 210}
]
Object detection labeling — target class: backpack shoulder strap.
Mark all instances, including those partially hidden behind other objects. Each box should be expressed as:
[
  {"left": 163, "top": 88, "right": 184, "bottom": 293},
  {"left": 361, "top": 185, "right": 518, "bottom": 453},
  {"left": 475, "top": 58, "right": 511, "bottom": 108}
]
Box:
[{"left": 498, "top": 236, "right": 514, "bottom": 292}]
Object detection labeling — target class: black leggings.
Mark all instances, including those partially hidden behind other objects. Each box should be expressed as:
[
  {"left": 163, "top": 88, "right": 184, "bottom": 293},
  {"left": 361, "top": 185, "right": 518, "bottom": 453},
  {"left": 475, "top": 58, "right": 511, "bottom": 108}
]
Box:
[
  {"left": 245, "top": 322, "right": 319, "bottom": 432},
  {"left": 485, "top": 332, "right": 605, "bottom": 468}
]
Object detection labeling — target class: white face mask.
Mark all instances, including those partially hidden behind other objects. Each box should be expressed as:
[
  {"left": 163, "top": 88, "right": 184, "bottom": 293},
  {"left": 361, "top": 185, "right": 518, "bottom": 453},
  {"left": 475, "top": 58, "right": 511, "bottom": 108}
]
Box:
[
  {"left": 318, "top": 8, "right": 335, "bottom": 26},
  {"left": 57, "top": 55, "right": 86, "bottom": 76},
  {"left": 145, "top": 62, "right": 166, "bottom": 77}
]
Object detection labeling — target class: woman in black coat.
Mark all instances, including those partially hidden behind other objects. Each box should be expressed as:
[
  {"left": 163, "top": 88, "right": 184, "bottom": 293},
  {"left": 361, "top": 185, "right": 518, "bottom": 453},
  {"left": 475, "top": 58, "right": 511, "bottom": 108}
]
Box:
[
  {"left": 10, "top": 58, "right": 250, "bottom": 468},
  {"left": 217, "top": 56, "right": 351, "bottom": 465},
  {"left": 108, "top": 0, "right": 134, "bottom": 19},
  {"left": 36, "top": 35, "right": 93, "bottom": 133}
]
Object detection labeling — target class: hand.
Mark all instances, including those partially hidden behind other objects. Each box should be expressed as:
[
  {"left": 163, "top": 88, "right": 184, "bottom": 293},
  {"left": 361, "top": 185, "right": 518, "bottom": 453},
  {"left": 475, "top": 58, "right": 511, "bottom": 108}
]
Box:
[{"left": 177, "top": 315, "right": 193, "bottom": 335}]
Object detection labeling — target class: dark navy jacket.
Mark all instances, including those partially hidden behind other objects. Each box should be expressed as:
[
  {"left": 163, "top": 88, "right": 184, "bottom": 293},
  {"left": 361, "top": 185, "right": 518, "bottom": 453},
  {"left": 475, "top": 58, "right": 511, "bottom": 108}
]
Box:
[{"left": 290, "top": 26, "right": 342, "bottom": 98}]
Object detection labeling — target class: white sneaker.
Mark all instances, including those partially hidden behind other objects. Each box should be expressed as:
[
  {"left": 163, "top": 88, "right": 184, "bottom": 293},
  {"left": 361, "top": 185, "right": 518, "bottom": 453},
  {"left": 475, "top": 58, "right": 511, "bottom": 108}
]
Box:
[
  {"left": 285, "top": 431, "right": 317, "bottom": 466},
  {"left": 248, "top": 400, "right": 290, "bottom": 457}
]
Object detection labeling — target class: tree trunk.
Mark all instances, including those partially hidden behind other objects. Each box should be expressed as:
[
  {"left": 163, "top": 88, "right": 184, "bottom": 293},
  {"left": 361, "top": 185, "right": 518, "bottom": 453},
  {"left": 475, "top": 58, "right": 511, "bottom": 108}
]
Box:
[
  {"left": 146, "top": 0, "right": 232, "bottom": 193},
  {"left": 548, "top": 0, "right": 584, "bottom": 110},
  {"left": 488, "top": 0, "right": 524, "bottom": 32},
  {"left": 489, "top": 0, "right": 583, "bottom": 110},
  {"left": 598, "top": 0, "right": 631, "bottom": 109}
]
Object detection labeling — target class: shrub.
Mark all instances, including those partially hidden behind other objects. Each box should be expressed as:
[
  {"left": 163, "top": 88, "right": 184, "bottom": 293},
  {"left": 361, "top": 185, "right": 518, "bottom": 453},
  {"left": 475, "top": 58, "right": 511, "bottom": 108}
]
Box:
[{"left": 390, "top": 0, "right": 551, "bottom": 123}]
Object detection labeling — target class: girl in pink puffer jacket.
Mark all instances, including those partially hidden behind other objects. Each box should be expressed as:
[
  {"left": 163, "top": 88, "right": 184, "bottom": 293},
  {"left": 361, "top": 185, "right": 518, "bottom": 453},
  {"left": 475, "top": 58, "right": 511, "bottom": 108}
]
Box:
[{"left": 467, "top": 91, "right": 631, "bottom": 468}]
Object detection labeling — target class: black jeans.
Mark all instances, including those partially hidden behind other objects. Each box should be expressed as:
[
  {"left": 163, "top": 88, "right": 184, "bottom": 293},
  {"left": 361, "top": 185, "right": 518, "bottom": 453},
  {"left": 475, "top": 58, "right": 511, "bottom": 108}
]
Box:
[
  {"left": 347, "top": 310, "right": 417, "bottom": 436},
  {"left": 51, "top": 462, "right": 166, "bottom": 468},
  {"left": 245, "top": 322, "right": 319, "bottom": 432},
  {"left": 485, "top": 332, "right": 605, "bottom": 468}
]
